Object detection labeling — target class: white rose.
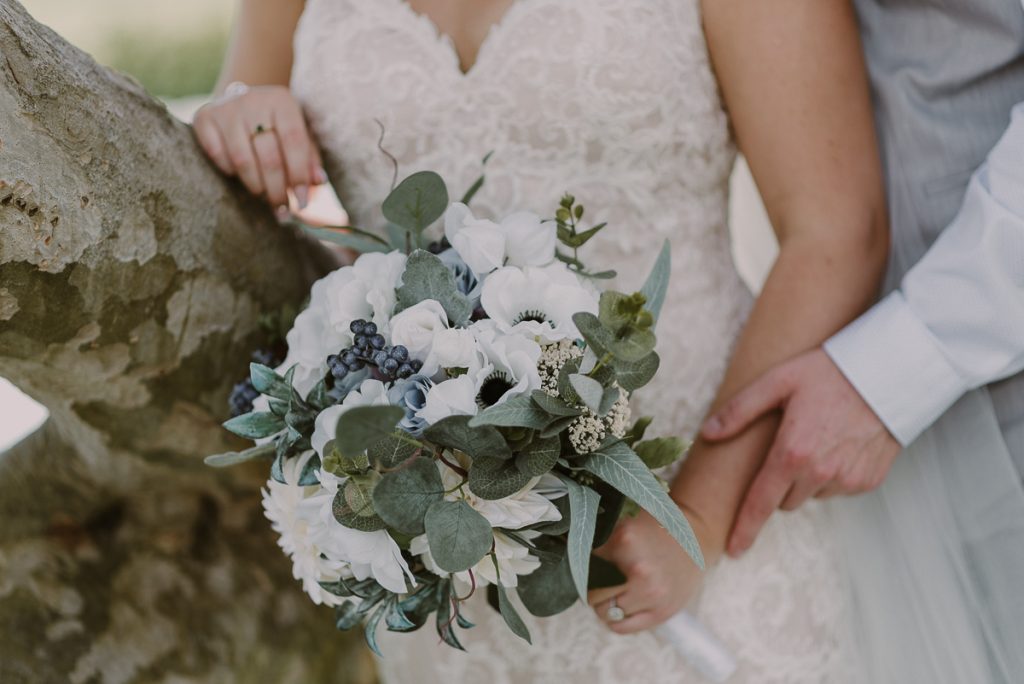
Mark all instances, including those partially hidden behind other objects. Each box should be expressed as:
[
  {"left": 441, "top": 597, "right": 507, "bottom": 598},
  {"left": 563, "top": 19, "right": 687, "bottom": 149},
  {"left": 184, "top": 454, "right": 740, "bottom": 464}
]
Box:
[
  {"left": 501, "top": 211, "right": 556, "bottom": 268},
  {"left": 389, "top": 300, "right": 449, "bottom": 363},
  {"left": 444, "top": 203, "right": 507, "bottom": 276}
]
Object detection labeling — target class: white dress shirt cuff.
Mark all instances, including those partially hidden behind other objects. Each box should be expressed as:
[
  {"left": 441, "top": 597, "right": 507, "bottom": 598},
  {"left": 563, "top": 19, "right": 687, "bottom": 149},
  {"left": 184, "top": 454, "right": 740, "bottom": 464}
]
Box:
[{"left": 824, "top": 292, "right": 970, "bottom": 447}]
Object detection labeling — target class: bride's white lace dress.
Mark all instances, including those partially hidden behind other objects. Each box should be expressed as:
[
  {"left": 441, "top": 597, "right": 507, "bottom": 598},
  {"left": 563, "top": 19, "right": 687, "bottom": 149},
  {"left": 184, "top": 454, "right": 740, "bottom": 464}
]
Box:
[{"left": 292, "top": 0, "right": 852, "bottom": 681}]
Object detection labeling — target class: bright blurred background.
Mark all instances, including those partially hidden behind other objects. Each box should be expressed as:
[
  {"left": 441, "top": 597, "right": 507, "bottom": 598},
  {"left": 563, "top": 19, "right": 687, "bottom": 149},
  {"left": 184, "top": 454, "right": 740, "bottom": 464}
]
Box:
[{"left": 2, "top": 0, "right": 775, "bottom": 450}]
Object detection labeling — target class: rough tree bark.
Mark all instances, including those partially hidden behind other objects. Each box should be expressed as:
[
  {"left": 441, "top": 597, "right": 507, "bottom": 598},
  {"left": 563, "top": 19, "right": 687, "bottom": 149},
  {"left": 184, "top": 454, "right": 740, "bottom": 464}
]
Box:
[{"left": 0, "top": 2, "right": 373, "bottom": 682}]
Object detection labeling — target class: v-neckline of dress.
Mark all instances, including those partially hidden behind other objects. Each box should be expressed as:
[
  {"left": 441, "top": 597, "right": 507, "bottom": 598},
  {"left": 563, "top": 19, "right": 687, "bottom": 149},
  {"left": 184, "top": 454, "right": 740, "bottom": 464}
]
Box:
[{"left": 392, "top": 0, "right": 534, "bottom": 77}]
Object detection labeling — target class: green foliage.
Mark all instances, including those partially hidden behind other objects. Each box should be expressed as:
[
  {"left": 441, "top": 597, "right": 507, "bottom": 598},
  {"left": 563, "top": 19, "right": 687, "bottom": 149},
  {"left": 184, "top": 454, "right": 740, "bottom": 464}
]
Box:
[
  {"left": 639, "top": 240, "right": 672, "bottom": 328},
  {"left": 424, "top": 415, "right": 513, "bottom": 460},
  {"left": 496, "top": 584, "right": 532, "bottom": 644},
  {"left": 249, "top": 363, "right": 291, "bottom": 400},
  {"left": 368, "top": 433, "right": 420, "bottom": 469},
  {"left": 568, "top": 373, "right": 604, "bottom": 414},
  {"left": 516, "top": 537, "right": 578, "bottom": 617},
  {"left": 530, "top": 390, "right": 582, "bottom": 417},
  {"left": 468, "top": 455, "right": 535, "bottom": 500},
  {"left": 561, "top": 476, "right": 600, "bottom": 601},
  {"left": 298, "top": 224, "right": 391, "bottom": 253},
  {"left": 395, "top": 250, "right": 472, "bottom": 325},
  {"left": 583, "top": 441, "right": 704, "bottom": 569},
  {"left": 514, "top": 435, "right": 561, "bottom": 478},
  {"left": 222, "top": 411, "right": 284, "bottom": 440},
  {"left": 382, "top": 171, "right": 449, "bottom": 236},
  {"left": 334, "top": 405, "right": 407, "bottom": 458},
  {"left": 203, "top": 442, "right": 275, "bottom": 468},
  {"left": 552, "top": 194, "right": 616, "bottom": 279},
  {"left": 372, "top": 458, "right": 445, "bottom": 534},
  {"left": 623, "top": 416, "right": 654, "bottom": 447},
  {"left": 333, "top": 477, "right": 388, "bottom": 532},
  {"left": 424, "top": 500, "right": 493, "bottom": 572},
  {"left": 613, "top": 352, "right": 660, "bottom": 392},
  {"left": 469, "top": 393, "right": 552, "bottom": 430},
  {"left": 635, "top": 436, "right": 688, "bottom": 470}
]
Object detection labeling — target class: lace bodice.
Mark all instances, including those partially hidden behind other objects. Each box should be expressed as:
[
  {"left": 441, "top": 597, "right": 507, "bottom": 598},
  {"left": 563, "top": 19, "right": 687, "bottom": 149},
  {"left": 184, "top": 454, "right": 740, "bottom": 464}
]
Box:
[{"left": 292, "top": 1, "right": 852, "bottom": 681}]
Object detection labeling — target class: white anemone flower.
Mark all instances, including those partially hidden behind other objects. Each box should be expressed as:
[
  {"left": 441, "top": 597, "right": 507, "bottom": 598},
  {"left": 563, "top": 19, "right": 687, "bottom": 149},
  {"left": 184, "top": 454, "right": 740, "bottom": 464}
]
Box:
[
  {"left": 389, "top": 299, "right": 486, "bottom": 377},
  {"left": 311, "top": 378, "right": 390, "bottom": 457},
  {"left": 470, "top": 322, "right": 542, "bottom": 408},
  {"left": 444, "top": 203, "right": 506, "bottom": 276},
  {"left": 480, "top": 263, "right": 599, "bottom": 343},
  {"left": 261, "top": 450, "right": 349, "bottom": 606},
  {"left": 444, "top": 203, "right": 556, "bottom": 277},
  {"left": 416, "top": 374, "right": 481, "bottom": 425},
  {"left": 297, "top": 468, "right": 415, "bottom": 594}
]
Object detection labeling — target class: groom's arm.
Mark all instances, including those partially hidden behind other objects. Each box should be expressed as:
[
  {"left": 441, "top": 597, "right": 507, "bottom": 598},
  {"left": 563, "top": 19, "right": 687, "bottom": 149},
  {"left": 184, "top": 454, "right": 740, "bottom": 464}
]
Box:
[
  {"left": 704, "top": 101, "right": 1024, "bottom": 555},
  {"left": 825, "top": 102, "right": 1024, "bottom": 445}
]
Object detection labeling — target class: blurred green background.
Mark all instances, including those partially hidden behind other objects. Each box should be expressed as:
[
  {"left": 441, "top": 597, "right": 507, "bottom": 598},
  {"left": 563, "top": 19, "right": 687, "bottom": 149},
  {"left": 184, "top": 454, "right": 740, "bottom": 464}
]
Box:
[{"left": 22, "top": 0, "right": 234, "bottom": 98}]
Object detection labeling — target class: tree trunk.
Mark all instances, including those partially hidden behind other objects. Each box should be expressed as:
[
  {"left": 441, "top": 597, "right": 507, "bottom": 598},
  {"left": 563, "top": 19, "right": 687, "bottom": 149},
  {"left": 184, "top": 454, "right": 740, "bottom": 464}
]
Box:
[{"left": 0, "top": 2, "right": 373, "bottom": 682}]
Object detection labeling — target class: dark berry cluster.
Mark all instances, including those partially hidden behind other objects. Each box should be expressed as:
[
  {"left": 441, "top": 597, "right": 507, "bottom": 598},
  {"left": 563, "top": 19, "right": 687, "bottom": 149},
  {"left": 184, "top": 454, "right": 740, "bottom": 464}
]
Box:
[
  {"left": 327, "top": 319, "right": 423, "bottom": 382},
  {"left": 229, "top": 347, "right": 284, "bottom": 417}
]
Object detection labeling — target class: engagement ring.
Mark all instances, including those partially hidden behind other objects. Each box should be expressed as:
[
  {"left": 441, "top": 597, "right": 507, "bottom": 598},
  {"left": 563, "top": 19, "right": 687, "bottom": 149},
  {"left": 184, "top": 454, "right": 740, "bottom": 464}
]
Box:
[
  {"left": 607, "top": 598, "right": 626, "bottom": 623},
  {"left": 252, "top": 123, "right": 274, "bottom": 138}
]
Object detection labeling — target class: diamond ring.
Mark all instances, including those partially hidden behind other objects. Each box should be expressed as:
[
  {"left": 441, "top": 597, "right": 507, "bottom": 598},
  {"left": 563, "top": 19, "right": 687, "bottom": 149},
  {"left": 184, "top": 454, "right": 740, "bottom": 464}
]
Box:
[
  {"left": 606, "top": 597, "right": 626, "bottom": 622},
  {"left": 252, "top": 123, "right": 275, "bottom": 138}
]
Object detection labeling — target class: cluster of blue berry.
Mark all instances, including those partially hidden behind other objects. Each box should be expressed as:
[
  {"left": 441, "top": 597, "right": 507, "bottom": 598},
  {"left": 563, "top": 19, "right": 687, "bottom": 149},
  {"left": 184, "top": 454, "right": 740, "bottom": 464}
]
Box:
[
  {"left": 229, "top": 348, "right": 280, "bottom": 417},
  {"left": 327, "top": 319, "right": 423, "bottom": 382}
]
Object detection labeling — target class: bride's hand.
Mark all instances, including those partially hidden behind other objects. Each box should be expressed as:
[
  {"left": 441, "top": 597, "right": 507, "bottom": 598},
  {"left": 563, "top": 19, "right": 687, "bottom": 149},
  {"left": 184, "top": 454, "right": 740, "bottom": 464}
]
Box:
[
  {"left": 192, "top": 84, "right": 326, "bottom": 211},
  {"left": 588, "top": 503, "right": 718, "bottom": 635}
]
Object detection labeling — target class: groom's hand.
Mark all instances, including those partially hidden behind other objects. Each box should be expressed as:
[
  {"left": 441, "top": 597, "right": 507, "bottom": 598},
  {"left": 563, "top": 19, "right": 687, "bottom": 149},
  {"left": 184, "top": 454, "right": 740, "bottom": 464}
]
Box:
[{"left": 702, "top": 348, "right": 901, "bottom": 557}]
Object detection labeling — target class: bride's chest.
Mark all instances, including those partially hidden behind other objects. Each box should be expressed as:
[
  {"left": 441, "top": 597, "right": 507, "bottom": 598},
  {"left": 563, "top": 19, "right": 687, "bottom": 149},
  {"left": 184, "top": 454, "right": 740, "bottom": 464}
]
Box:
[{"left": 292, "top": 0, "right": 725, "bottom": 156}]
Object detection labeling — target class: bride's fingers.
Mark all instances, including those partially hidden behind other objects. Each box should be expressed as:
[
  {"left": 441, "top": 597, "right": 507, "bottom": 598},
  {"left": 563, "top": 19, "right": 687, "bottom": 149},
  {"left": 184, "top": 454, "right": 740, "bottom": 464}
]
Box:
[
  {"left": 604, "top": 609, "right": 660, "bottom": 635},
  {"left": 224, "top": 121, "right": 265, "bottom": 197},
  {"left": 251, "top": 129, "right": 289, "bottom": 207},
  {"left": 587, "top": 585, "right": 626, "bottom": 607}
]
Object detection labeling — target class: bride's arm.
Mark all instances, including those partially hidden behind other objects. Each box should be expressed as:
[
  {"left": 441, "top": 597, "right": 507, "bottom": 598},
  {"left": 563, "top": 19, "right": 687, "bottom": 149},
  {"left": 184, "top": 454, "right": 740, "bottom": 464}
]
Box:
[
  {"left": 590, "top": 0, "right": 888, "bottom": 632},
  {"left": 193, "top": 0, "right": 324, "bottom": 210}
]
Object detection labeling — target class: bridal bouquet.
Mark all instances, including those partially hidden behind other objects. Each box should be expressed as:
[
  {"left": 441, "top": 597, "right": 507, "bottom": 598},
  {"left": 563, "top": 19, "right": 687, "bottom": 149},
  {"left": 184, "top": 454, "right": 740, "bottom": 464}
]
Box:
[{"left": 207, "top": 169, "right": 702, "bottom": 652}]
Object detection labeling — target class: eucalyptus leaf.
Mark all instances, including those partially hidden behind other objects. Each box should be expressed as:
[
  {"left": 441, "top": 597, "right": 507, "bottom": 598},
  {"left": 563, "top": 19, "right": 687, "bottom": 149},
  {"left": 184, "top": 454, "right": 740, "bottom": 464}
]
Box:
[
  {"left": 531, "top": 390, "right": 583, "bottom": 417},
  {"left": 333, "top": 480, "right": 387, "bottom": 532},
  {"left": 639, "top": 240, "right": 671, "bottom": 328},
  {"left": 382, "top": 171, "right": 449, "bottom": 234},
  {"left": 222, "top": 411, "right": 285, "bottom": 440},
  {"left": 539, "top": 414, "right": 577, "bottom": 438},
  {"left": 372, "top": 457, "right": 445, "bottom": 534},
  {"left": 368, "top": 433, "right": 420, "bottom": 469},
  {"left": 395, "top": 250, "right": 472, "bottom": 325},
  {"left": 613, "top": 352, "right": 660, "bottom": 392},
  {"left": 468, "top": 456, "right": 535, "bottom": 500},
  {"left": 597, "top": 291, "right": 635, "bottom": 332},
  {"left": 334, "top": 601, "right": 362, "bottom": 631},
  {"left": 635, "top": 436, "right": 688, "bottom": 470},
  {"left": 583, "top": 441, "right": 703, "bottom": 568},
  {"left": 424, "top": 500, "right": 493, "bottom": 573},
  {"left": 300, "top": 224, "right": 390, "bottom": 253},
  {"left": 569, "top": 374, "right": 604, "bottom": 414},
  {"left": 297, "top": 453, "right": 322, "bottom": 486},
  {"left": 598, "top": 386, "right": 621, "bottom": 416},
  {"left": 496, "top": 584, "right": 532, "bottom": 644},
  {"left": 424, "top": 415, "right": 513, "bottom": 460},
  {"left": 610, "top": 328, "right": 657, "bottom": 362},
  {"left": 571, "top": 312, "right": 615, "bottom": 357},
  {"left": 623, "top": 416, "right": 654, "bottom": 447},
  {"left": 514, "top": 435, "right": 562, "bottom": 478},
  {"left": 560, "top": 475, "right": 600, "bottom": 601},
  {"left": 364, "top": 601, "right": 389, "bottom": 657},
  {"left": 516, "top": 537, "right": 578, "bottom": 617},
  {"left": 204, "top": 442, "right": 275, "bottom": 468},
  {"left": 334, "top": 405, "right": 406, "bottom": 458},
  {"left": 249, "top": 363, "right": 290, "bottom": 400},
  {"left": 469, "top": 393, "right": 552, "bottom": 430}
]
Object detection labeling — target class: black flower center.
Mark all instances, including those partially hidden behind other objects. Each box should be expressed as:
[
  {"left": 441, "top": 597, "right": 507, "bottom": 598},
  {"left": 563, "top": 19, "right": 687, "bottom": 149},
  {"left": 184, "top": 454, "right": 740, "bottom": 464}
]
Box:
[
  {"left": 476, "top": 371, "right": 515, "bottom": 408},
  {"left": 512, "top": 309, "right": 549, "bottom": 325}
]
